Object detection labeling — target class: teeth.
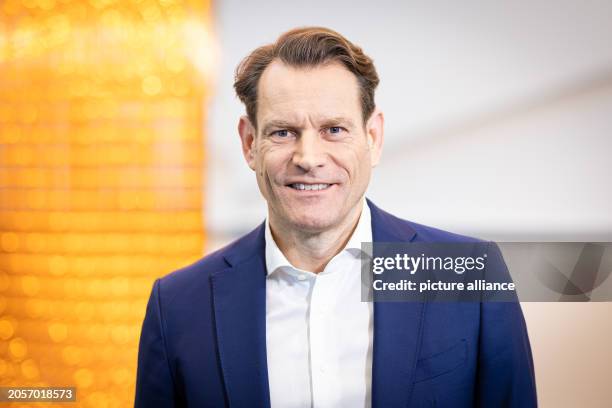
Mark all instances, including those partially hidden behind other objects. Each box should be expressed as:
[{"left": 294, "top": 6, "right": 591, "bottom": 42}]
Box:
[{"left": 290, "top": 183, "right": 331, "bottom": 191}]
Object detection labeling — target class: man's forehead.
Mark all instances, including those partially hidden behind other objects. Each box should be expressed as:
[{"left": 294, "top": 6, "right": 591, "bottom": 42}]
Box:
[
  {"left": 257, "top": 59, "right": 362, "bottom": 125},
  {"left": 260, "top": 60, "right": 359, "bottom": 93}
]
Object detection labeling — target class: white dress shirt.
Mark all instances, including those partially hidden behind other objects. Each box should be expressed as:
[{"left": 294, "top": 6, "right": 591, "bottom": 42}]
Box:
[{"left": 265, "top": 200, "right": 373, "bottom": 408}]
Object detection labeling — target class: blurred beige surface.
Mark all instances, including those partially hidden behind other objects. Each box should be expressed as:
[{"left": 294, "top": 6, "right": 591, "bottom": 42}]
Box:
[{"left": 522, "top": 303, "right": 612, "bottom": 407}]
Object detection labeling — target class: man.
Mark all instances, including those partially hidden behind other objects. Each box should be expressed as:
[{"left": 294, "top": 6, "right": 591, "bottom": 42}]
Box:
[{"left": 135, "top": 27, "right": 537, "bottom": 407}]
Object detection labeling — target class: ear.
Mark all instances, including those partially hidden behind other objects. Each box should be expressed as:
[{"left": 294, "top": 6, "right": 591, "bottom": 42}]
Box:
[
  {"left": 238, "top": 115, "right": 257, "bottom": 170},
  {"left": 365, "top": 108, "right": 384, "bottom": 167}
]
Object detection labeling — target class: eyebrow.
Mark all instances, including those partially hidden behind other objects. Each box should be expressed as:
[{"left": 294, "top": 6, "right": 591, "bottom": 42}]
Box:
[
  {"left": 260, "top": 116, "right": 356, "bottom": 135},
  {"left": 261, "top": 120, "right": 298, "bottom": 136},
  {"left": 321, "top": 116, "right": 356, "bottom": 129}
]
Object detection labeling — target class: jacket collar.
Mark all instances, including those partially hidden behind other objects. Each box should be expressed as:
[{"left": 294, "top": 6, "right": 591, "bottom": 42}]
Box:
[
  {"left": 368, "top": 197, "right": 416, "bottom": 243},
  {"left": 212, "top": 199, "right": 423, "bottom": 408},
  {"left": 210, "top": 223, "right": 269, "bottom": 408},
  {"left": 264, "top": 198, "right": 372, "bottom": 277}
]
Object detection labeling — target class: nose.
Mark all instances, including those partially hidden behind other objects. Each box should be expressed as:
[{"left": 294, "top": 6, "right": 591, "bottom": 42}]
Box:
[{"left": 291, "top": 131, "right": 327, "bottom": 172}]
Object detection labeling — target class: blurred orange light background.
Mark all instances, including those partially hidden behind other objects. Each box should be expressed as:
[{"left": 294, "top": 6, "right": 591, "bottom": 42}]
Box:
[{"left": 0, "top": 0, "right": 212, "bottom": 406}]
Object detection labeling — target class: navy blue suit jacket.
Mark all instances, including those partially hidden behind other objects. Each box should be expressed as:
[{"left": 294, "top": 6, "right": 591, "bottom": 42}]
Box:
[{"left": 135, "top": 199, "right": 537, "bottom": 407}]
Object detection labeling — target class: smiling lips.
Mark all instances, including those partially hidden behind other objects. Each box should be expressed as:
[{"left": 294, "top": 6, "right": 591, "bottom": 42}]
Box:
[{"left": 288, "top": 183, "right": 333, "bottom": 191}]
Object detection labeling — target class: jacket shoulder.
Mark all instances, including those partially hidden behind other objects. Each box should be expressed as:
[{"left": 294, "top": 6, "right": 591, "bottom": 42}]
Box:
[
  {"left": 379, "top": 206, "right": 482, "bottom": 243},
  {"left": 405, "top": 218, "right": 483, "bottom": 243},
  {"left": 157, "top": 223, "right": 264, "bottom": 298},
  {"left": 368, "top": 199, "right": 483, "bottom": 244}
]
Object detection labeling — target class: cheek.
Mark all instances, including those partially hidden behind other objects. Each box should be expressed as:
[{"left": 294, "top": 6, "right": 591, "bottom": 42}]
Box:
[
  {"left": 258, "top": 148, "right": 289, "bottom": 183},
  {"left": 335, "top": 144, "right": 371, "bottom": 179}
]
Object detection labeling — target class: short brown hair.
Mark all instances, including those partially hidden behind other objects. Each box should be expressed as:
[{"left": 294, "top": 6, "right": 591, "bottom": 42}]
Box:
[{"left": 234, "top": 26, "right": 379, "bottom": 128}]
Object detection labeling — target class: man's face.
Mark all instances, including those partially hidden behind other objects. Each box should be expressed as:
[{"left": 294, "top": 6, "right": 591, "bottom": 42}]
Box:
[{"left": 239, "top": 59, "right": 383, "bottom": 233}]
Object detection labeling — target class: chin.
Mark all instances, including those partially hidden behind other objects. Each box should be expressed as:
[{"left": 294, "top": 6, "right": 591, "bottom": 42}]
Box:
[{"left": 288, "top": 212, "right": 339, "bottom": 233}]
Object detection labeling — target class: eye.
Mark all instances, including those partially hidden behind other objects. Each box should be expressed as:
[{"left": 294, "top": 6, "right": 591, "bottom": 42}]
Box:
[
  {"left": 271, "top": 129, "right": 290, "bottom": 137},
  {"left": 327, "top": 126, "right": 345, "bottom": 135}
]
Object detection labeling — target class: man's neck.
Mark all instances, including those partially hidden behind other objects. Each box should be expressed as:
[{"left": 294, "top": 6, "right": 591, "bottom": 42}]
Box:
[{"left": 268, "top": 202, "right": 364, "bottom": 273}]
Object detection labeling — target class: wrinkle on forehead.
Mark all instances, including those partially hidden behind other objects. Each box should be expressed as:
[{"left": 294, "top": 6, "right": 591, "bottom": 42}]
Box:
[{"left": 257, "top": 59, "right": 362, "bottom": 129}]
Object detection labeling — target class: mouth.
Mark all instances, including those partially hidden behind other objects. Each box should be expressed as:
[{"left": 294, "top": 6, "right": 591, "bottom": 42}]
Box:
[{"left": 287, "top": 182, "right": 334, "bottom": 192}]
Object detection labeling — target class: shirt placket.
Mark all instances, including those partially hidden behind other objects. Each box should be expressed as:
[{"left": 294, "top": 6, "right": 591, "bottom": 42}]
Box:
[{"left": 309, "top": 263, "right": 344, "bottom": 408}]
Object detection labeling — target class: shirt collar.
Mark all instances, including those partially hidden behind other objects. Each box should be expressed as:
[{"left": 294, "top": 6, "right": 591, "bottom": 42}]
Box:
[{"left": 264, "top": 198, "right": 372, "bottom": 276}]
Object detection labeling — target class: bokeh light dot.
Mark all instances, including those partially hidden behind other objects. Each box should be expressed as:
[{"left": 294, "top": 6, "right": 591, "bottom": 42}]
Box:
[
  {"left": 110, "top": 277, "right": 130, "bottom": 296},
  {"left": 9, "top": 337, "right": 28, "bottom": 359},
  {"left": 20, "top": 358, "right": 40, "bottom": 380},
  {"left": 75, "top": 301, "right": 95, "bottom": 321},
  {"left": 1, "top": 232, "right": 20, "bottom": 252},
  {"left": 48, "top": 322, "right": 68, "bottom": 342},
  {"left": 21, "top": 275, "right": 41, "bottom": 296},
  {"left": 111, "top": 367, "right": 130, "bottom": 386},
  {"left": 25, "top": 233, "right": 46, "bottom": 252},
  {"left": 49, "top": 255, "right": 68, "bottom": 276},
  {"left": 48, "top": 212, "right": 68, "bottom": 230},
  {"left": 165, "top": 55, "right": 185, "bottom": 73},
  {"left": 74, "top": 368, "right": 94, "bottom": 388},
  {"left": 142, "top": 75, "right": 162, "bottom": 96},
  {"left": 110, "top": 325, "right": 130, "bottom": 344},
  {"left": 85, "top": 391, "right": 110, "bottom": 408},
  {"left": 25, "top": 299, "right": 45, "bottom": 318},
  {"left": 0, "top": 319, "right": 16, "bottom": 340},
  {"left": 38, "top": 0, "right": 56, "bottom": 11}
]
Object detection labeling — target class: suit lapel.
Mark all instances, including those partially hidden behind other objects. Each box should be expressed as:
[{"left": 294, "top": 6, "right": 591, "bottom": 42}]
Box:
[
  {"left": 368, "top": 199, "right": 426, "bottom": 408},
  {"left": 211, "top": 224, "right": 271, "bottom": 408}
]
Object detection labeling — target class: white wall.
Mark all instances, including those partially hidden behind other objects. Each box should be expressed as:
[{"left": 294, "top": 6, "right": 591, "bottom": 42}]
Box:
[{"left": 372, "top": 79, "right": 612, "bottom": 241}]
